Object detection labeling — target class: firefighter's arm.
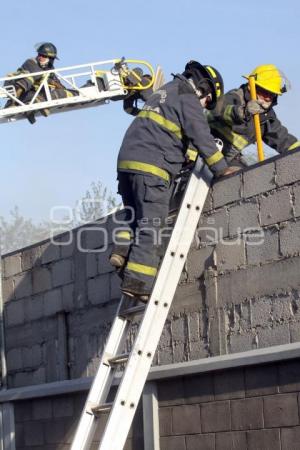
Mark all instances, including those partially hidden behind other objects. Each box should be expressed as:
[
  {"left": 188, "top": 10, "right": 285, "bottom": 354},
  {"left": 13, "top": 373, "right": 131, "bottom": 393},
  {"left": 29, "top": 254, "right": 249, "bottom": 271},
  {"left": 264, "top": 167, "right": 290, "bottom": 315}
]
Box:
[
  {"left": 212, "top": 90, "right": 245, "bottom": 125},
  {"left": 11, "top": 59, "right": 40, "bottom": 92},
  {"left": 263, "top": 114, "right": 300, "bottom": 154},
  {"left": 180, "top": 93, "right": 228, "bottom": 176}
]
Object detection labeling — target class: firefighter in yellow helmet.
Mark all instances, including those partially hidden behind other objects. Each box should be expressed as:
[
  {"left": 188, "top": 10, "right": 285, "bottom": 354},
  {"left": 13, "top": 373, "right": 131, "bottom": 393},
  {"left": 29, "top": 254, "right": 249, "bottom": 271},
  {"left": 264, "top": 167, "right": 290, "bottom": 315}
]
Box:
[{"left": 206, "top": 64, "right": 300, "bottom": 166}]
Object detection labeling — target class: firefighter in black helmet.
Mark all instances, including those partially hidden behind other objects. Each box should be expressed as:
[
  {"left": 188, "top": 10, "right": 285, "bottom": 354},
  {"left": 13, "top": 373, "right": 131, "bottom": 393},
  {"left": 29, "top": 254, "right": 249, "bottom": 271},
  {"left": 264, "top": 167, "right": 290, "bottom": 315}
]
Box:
[
  {"left": 109, "top": 60, "right": 239, "bottom": 301},
  {"left": 5, "top": 42, "right": 77, "bottom": 123}
]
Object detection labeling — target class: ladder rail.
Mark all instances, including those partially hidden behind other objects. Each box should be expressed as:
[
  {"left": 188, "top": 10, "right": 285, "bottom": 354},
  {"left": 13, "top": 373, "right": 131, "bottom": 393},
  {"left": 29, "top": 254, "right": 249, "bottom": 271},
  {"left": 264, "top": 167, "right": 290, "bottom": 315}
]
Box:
[
  {"left": 97, "top": 159, "right": 212, "bottom": 449},
  {"left": 71, "top": 298, "right": 132, "bottom": 450}
]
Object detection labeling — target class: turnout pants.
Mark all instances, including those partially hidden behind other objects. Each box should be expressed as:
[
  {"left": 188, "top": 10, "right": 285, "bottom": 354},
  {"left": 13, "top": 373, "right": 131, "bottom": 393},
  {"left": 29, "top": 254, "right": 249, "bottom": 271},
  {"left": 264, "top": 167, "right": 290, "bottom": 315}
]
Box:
[{"left": 114, "top": 171, "right": 174, "bottom": 295}]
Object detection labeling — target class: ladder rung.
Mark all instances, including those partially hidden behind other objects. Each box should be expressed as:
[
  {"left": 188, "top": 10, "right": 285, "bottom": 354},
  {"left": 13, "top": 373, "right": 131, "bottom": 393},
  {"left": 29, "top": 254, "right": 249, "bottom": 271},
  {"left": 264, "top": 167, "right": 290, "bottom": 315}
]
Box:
[
  {"left": 119, "top": 304, "right": 146, "bottom": 318},
  {"left": 91, "top": 402, "right": 113, "bottom": 416},
  {"left": 108, "top": 353, "right": 130, "bottom": 366}
]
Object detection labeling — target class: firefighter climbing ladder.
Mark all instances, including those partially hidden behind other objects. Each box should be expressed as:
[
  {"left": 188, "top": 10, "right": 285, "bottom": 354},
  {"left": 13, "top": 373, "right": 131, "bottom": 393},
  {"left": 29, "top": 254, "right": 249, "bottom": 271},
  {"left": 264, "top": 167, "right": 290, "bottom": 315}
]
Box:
[
  {"left": 71, "top": 157, "right": 212, "bottom": 450},
  {"left": 0, "top": 58, "right": 158, "bottom": 124}
]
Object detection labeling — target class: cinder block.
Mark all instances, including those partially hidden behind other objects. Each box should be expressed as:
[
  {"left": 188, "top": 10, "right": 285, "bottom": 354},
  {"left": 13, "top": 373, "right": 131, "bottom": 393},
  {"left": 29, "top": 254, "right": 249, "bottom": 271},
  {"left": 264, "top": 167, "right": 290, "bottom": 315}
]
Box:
[
  {"left": 228, "top": 201, "right": 260, "bottom": 236},
  {"left": 62, "top": 284, "right": 74, "bottom": 311},
  {"left": 44, "top": 289, "right": 63, "bottom": 316},
  {"left": 7, "top": 348, "right": 23, "bottom": 371},
  {"left": 257, "top": 324, "right": 290, "bottom": 348},
  {"left": 278, "top": 360, "right": 300, "bottom": 393},
  {"left": 247, "top": 429, "right": 281, "bottom": 450},
  {"left": 246, "top": 227, "right": 279, "bottom": 265},
  {"left": 214, "top": 368, "right": 245, "bottom": 400},
  {"left": 5, "top": 300, "right": 25, "bottom": 326},
  {"left": 197, "top": 207, "right": 229, "bottom": 244},
  {"left": 215, "top": 431, "right": 247, "bottom": 450},
  {"left": 98, "top": 247, "right": 114, "bottom": 274},
  {"left": 272, "top": 295, "right": 293, "bottom": 322},
  {"left": 53, "top": 230, "right": 76, "bottom": 258},
  {"left": 245, "top": 364, "right": 278, "bottom": 397},
  {"left": 172, "top": 404, "right": 201, "bottom": 434},
  {"left": 186, "top": 247, "right": 214, "bottom": 281},
  {"left": 109, "top": 272, "right": 122, "bottom": 300},
  {"left": 171, "top": 315, "right": 186, "bottom": 342},
  {"left": 2, "top": 278, "right": 15, "bottom": 302},
  {"left": 290, "top": 321, "right": 300, "bottom": 343},
  {"left": 201, "top": 401, "right": 231, "bottom": 433},
  {"left": 24, "top": 421, "right": 44, "bottom": 446},
  {"left": 263, "top": 393, "right": 299, "bottom": 427},
  {"left": 228, "top": 332, "right": 255, "bottom": 353},
  {"left": 231, "top": 397, "right": 263, "bottom": 430},
  {"left": 160, "top": 436, "right": 186, "bottom": 450},
  {"left": 12, "top": 371, "right": 34, "bottom": 388},
  {"left": 80, "top": 225, "right": 107, "bottom": 251},
  {"left": 44, "top": 419, "right": 66, "bottom": 444},
  {"left": 280, "top": 220, "right": 300, "bottom": 256},
  {"left": 281, "top": 426, "right": 300, "bottom": 450},
  {"left": 216, "top": 239, "right": 245, "bottom": 271},
  {"left": 4, "top": 254, "right": 22, "bottom": 277},
  {"left": 276, "top": 150, "right": 300, "bottom": 187},
  {"left": 260, "top": 188, "right": 292, "bottom": 226},
  {"left": 243, "top": 162, "right": 276, "bottom": 198},
  {"left": 40, "top": 241, "right": 60, "bottom": 264},
  {"left": 87, "top": 275, "right": 110, "bottom": 305},
  {"left": 158, "top": 378, "right": 185, "bottom": 406},
  {"left": 213, "top": 173, "right": 242, "bottom": 208},
  {"left": 32, "top": 367, "right": 46, "bottom": 385},
  {"left": 32, "top": 398, "right": 52, "bottom": 419},
  {"left": 52, "top": 397, "right": 74, "bottom": 417},
  {"left": 14, "top": 400, "right": 32, "bottom": 422},
  {"left": 33, "top": 267, "right": 52, "bottom": 294},
  {"left": 183, "top": 373, "right": 214, "bottom": 404},
  {"left": 251, "top": 297, "right": 272, "bottom": 327},
  {"left": 21, "top": 247, "right": 41, "bottom": 271},
  {"left": 25, "top": 295, "right": 44, "bottom": 321},
  {"left": 186, "top": 434, "right": 215, "bottom": 450},
  {"left": 23, "top": 345, "right": 42, "bottom": 368},
  {"left": 14, "top": 272, "right": 33, "bottom": 299},
  {"left": 293, "top": 184, "right": 300, "bottom": 218},
  {"left": 52, "top": 259, "right": 73, "bottom": 287},
  {"left": 15, "top": 422, "right": 25, "bottom": 448},
  {"left": 159, "top": 407, "right": 172, "bottom": 436},
  {"left": 86, "top": 253, "right": 98, "bottom": 278}
]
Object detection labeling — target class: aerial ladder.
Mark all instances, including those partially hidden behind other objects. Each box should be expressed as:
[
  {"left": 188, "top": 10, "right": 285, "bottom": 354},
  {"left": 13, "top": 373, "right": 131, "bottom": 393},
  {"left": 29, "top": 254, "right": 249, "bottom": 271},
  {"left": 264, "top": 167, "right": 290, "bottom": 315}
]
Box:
[
  {"left": 71, "top": 157, "right": 212, "bottom": 449},
  {"left": 0, "top": 58, "right": 164, "bottom": 124}
]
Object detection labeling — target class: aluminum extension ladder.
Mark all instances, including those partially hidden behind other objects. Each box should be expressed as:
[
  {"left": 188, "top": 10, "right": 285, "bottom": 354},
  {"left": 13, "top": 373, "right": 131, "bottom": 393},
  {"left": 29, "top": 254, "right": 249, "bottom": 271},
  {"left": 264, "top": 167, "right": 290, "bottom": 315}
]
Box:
[
  {"left": 71, "top": 158, "right": 212, "bottom": 450},
  {"left": 0, "top": 58, "right": 156, "bottom": 124}
]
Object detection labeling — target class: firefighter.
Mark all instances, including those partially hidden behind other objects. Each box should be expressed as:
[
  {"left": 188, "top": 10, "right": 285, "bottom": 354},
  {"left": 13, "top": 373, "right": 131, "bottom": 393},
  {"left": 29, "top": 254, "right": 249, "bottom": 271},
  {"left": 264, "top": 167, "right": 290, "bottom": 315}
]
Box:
[
  {"left": 110, "top": 60, "right": 239, "bottom": 301},
  {"left": 5, "top": 42, "right": 77, "bottom": 123},
  {"left": 207, "top": 64, "right": 300, "bottom": 166}
]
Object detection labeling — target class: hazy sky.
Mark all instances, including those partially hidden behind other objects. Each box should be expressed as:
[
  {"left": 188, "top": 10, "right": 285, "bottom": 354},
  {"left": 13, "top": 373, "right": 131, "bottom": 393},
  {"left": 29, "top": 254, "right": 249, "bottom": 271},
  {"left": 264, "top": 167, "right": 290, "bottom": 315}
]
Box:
[{"left": 1, "top": 0, "right": 299, "bottom": 223}]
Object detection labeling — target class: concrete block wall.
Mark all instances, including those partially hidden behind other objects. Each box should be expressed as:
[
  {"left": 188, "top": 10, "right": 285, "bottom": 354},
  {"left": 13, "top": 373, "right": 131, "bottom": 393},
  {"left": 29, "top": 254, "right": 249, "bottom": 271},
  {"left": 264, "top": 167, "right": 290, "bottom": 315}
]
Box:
[
  {"left": 2, "top": 150, "right": 300, "bottom": 389},
  {"left": 14, "top": 392, "right": 143, "bottom": 450},
  {"left": 158, "top": 358, "right": 300, "bottom": 450}
]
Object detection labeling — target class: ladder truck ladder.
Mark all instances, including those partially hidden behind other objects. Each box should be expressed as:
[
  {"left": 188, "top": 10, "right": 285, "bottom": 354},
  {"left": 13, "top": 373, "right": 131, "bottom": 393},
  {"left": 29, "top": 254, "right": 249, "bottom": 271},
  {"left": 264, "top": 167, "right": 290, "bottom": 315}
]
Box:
[
  {"left": 71, "top": 157, "right": 212, "bottom": 450},
  {"left": 0, "top": 58, "right": 157, "bottom": 124}
]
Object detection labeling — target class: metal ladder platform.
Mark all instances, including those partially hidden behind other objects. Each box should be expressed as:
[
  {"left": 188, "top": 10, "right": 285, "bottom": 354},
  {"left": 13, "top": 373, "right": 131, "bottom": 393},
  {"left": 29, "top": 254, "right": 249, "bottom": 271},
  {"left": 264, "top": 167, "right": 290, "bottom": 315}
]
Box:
[
  {"left": 0, "top": 58, "right": 155, "bottom": 124},
  {"left": 71, "top": 158, "right": 212, "bottom": 450}
]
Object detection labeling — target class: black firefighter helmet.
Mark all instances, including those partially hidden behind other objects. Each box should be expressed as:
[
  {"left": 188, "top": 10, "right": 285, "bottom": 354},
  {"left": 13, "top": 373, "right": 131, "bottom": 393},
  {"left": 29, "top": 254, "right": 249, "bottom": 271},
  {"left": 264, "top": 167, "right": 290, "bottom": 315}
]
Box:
[
  {"left": 183, "top": 60, "right": 224, "bottom": 109},
  {"left": 36, "top": 42, "right": 59, "bottom": 60}
]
